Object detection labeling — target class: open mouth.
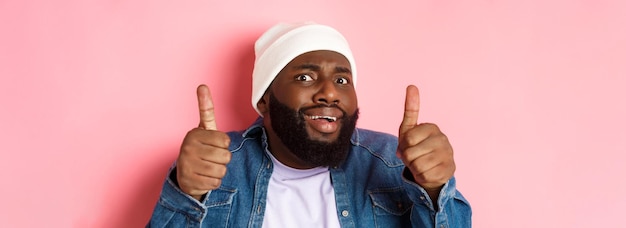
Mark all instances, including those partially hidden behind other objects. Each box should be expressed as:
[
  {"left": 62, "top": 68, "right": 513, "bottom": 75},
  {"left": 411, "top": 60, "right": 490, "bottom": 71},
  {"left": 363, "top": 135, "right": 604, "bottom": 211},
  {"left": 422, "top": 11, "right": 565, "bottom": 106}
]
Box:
[
  {"left": 301, "top": 106, "right": 344, "bottom": 134},
  {"left": 307, "top": 115, "right": 337, "bottom": 122},
  {"left": 304, "top": 114, "right": 340, "bottom": 134}
]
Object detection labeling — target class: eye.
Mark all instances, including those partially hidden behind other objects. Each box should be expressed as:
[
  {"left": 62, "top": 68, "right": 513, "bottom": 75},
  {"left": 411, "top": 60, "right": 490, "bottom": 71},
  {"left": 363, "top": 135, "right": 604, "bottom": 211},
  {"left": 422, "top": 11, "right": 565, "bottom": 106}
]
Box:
[
  {"left": 295, "top": 74, "right": 313, "bottom": 81},
  {"left": 336, "top": 77, "right": 349, "bottom": 85}
]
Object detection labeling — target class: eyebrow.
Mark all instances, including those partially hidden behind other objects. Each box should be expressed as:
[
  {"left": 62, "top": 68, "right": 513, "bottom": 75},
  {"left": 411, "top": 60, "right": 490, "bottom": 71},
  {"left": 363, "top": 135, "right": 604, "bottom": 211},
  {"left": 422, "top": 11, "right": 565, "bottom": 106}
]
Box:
[
  {"left": 294, "top": 64, "right": 321, "bottom": 71},
  {"left": 293, "top": 64, "right": 352, "bottom": 74},
  {"left": 334, "top": 66, "right": 352, "bottom": 74}
]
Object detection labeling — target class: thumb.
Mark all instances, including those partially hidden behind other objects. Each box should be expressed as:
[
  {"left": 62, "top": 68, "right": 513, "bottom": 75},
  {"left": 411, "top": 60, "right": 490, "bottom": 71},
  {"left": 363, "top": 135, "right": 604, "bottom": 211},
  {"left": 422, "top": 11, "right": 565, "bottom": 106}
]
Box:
[
  {"left": 197, "top": 84, "right": 218, "bottom": 130},
  {"left": 399, "top": 85, "right": 420, "bottom": 135}
]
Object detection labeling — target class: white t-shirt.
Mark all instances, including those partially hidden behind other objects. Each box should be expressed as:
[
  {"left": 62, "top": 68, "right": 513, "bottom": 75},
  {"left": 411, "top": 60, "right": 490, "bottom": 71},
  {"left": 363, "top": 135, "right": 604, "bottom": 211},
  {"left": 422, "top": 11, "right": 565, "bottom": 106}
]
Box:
[{"left": 262, "top": 151, "right": 341, "bottom": 228}]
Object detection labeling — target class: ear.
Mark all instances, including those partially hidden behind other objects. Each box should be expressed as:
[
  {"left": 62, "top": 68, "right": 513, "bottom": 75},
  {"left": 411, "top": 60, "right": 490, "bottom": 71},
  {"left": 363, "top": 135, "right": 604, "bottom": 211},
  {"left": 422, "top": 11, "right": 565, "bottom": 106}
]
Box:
[{"left": 256, "top": 92, "right": 270, "bottom": 114}]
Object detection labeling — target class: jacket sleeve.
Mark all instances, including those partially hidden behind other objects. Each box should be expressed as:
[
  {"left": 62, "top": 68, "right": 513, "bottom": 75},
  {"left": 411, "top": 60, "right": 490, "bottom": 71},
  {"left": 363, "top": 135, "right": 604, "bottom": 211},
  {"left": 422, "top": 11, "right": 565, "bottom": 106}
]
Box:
[
  {"left": 402, "top": 174, "right": 472, "bottom": 228},
  {"left": 147, "top": 164, "right": 209, "bottom": 228}
]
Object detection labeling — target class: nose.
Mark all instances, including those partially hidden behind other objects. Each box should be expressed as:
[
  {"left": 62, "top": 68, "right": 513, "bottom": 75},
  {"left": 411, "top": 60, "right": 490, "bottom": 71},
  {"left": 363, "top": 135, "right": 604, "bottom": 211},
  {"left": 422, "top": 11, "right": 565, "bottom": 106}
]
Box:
[{"left": 313, "top": 79, "right": 339, "bottom": 105}]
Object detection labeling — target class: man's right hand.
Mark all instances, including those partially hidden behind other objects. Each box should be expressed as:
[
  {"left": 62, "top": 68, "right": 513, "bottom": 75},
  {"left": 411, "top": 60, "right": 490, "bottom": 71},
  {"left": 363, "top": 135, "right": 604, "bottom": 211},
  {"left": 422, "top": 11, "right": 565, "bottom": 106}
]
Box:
[{"left": 176, "top": 84, "right": 232, "bottom": 201}]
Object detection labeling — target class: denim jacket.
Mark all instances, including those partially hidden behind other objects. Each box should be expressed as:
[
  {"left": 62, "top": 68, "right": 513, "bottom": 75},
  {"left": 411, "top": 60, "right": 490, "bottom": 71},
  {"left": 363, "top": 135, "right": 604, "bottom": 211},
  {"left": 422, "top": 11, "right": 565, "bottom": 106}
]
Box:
[{"left": 148, "top": 118, "right": 471, "bottom": 227}]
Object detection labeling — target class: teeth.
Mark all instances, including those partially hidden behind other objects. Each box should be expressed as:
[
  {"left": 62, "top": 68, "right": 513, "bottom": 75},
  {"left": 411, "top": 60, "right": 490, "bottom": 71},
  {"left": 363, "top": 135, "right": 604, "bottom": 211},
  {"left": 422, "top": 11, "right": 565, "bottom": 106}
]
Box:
[{"left": 310, "top": 115, "right": 337, "bottom": 122}]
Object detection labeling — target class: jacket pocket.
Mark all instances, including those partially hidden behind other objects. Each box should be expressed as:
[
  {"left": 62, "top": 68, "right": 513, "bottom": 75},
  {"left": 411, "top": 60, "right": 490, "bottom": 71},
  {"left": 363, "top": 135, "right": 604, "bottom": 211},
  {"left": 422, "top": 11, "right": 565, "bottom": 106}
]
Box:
[
  {"left": 204, "top": 187, "right": 237, "bottom": 227},
  {"left": 368, "top": 187, "right": 412, "bottom": 227}
]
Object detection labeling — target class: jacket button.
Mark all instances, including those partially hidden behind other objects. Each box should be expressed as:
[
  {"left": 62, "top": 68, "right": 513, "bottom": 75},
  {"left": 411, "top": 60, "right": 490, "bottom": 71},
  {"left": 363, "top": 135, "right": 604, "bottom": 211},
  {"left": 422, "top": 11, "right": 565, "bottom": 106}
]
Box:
[{"left": 341, "top": 210, "right": 349, "bottom": 217}]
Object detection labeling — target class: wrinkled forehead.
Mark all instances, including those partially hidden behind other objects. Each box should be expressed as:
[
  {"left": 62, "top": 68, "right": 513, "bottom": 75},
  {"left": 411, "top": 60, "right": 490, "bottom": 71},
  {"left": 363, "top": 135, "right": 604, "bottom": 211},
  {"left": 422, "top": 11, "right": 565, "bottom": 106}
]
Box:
[{"left": 282, "top": 50, "right": 352, "bottom": 71}]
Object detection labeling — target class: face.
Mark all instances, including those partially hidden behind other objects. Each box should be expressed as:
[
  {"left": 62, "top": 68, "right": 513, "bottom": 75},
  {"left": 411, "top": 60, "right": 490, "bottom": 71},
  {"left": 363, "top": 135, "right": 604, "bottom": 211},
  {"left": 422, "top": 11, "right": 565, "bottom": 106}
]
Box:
[{"left": 258, "top": 50, "right": 359, "bottom": 168}]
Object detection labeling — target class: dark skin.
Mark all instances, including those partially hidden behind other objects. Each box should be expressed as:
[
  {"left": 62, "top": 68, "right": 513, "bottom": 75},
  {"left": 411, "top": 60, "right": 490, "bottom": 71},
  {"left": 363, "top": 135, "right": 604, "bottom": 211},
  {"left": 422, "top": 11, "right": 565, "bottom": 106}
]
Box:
[
  {"left": 176, "top": 50, "right": 455, "bottom": 205},
  {"left": 256, "top": 50, "right": 358, "bottom": 169}
]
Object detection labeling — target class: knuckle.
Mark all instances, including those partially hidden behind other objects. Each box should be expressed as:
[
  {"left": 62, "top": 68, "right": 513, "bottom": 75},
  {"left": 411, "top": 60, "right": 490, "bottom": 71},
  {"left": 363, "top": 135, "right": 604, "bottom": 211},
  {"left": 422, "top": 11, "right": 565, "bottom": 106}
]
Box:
[
  {"left": 397, "top": 140, "right": 408, "bottom": 152},
  {"left": 424, "top": 122, "right": 439, "bottom": 130},
  {"left": 425, "top": 173, "right": 441, "bottom": 183},
  {"left": 209, "top": 164, "right": 228, "bottom": 177},
  {"left": 219, "top": 166, "right": 228, "bottom": 177},
  {"left": 179, "top": 180, "right": 196, "bottom": 194},
  {"left": 186, "top": 128, "right": 201, "bottom": 137},
  {"left": 207, "top": 131, "right": 230, "bottom": 148},
  {"left": 405, "top": 137, "right": 418, "bottom": 147},
  {"left": 413, "top": 173, "right": 427, "bottom": 184},
  {"left": 419, "top": 174, "right": 440, "bottom": 186},
  {"left": 399, "top": 147, "right": 416, "bottom": 162},
  {"left": 399, "top": 154, "right": 411, "bottom": 164},
  {"left": 223, "top": 136, "right": 231, "bottom": 147},
  {"left": 408, "top": 159, "right": 422, "bottom": 173},
  {"left": 403, "top": 134, "right": 419, "bottom": 146},
  {"left": 223, "top": 151, "right": 232, "bottom": 162},
  {"left": 185, "top": 129, "right": 194, "bottom": 137},
  {"left": 436, "top": 133, "right": 448, "bottom": 142},
  {"left": 192, "top": 190, "right": 209, "bottom": 197},
  {"left": 180, "top": 143, "right": 194, "bottom": 154},
  {"left": 208, "top": 178, "right": 222, "bottom": 189}
]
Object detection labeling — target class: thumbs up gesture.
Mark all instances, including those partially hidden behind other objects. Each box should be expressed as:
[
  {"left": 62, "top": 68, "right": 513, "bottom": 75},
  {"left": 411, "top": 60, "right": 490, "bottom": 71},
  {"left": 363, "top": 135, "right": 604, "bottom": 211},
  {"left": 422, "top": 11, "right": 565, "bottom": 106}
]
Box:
[
  {"left": 176, "top": 84, "right": 232, "bottom": 200},
  {"left": 397, "top": 85, "right": 455, "bottom": 201}
]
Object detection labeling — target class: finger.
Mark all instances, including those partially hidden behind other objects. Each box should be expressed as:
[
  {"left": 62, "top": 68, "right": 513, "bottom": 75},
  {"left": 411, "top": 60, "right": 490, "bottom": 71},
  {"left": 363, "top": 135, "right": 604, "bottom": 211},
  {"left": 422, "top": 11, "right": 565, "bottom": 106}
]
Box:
[
  {"left": 191, "top": 176, "right": 222, "bottom": 191},
  {"left": 194, "top": 161, "right": 228, "bottom": 178},
  {"left": 410, "top": 161, "right": 454, "bottom": 189},
  {"left": 399, "top": 126, "right": 451, "bottom": 162},
  {"left": 179, "top": 174, "right": 218, "bottom": 196},
  {"left": 197, "top": 147, "right": 232, "bottom": 165},
  {"left": 197, "top": 84, "right": 218, "bottom": 130},
  {"left": 398, "top": 123, "right": 442, "bottom": 151},
  {"left": 397, "top": 141, "right": 433, "bottom": 164},
  {"left": 410, "top": 165, "right": 448, "bottom": 189},
  {"left": 185, "top": 128, "right": 231, "bottom": 149},
  {"left": 406, "top": 150, "right": 441, "bottom": 175},
  {"left": 399, "top": 85, "right": 420, "bottom": 136}
]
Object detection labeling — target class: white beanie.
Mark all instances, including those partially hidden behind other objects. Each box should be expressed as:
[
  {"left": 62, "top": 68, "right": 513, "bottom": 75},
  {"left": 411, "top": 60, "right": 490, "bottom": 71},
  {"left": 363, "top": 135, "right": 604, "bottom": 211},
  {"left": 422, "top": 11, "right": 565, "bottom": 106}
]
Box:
[{"left": 251, "top": 22, "right": 357, "bottom": 116}]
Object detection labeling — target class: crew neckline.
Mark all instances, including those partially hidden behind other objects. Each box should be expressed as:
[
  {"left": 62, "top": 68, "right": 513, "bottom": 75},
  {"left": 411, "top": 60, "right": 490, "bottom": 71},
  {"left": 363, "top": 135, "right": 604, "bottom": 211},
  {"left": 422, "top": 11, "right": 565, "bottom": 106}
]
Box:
[{"left": 265, "top": 150, "right": 329, "bottom": 181}]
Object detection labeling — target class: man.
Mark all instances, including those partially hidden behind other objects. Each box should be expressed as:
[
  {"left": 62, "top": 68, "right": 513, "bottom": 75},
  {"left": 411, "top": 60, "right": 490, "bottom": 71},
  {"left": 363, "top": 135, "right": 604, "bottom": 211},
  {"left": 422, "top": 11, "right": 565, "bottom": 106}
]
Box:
[{"left": 148, "top": 22, "right": 471, "bottom": 227}]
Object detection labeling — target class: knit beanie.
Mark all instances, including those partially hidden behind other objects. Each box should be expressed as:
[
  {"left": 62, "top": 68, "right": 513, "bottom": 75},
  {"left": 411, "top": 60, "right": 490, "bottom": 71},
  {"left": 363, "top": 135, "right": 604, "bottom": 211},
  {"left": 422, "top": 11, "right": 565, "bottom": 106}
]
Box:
[{"left": 251, "top": 22, "right": 357, "bottom": 116}]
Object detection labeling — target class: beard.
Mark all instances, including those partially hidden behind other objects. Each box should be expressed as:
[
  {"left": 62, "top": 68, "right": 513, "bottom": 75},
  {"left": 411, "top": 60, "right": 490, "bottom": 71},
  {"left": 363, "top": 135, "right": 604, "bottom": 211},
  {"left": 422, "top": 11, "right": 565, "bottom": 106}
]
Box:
[{"left": 268, "top": 93, "right": 359, "bottom": 167}]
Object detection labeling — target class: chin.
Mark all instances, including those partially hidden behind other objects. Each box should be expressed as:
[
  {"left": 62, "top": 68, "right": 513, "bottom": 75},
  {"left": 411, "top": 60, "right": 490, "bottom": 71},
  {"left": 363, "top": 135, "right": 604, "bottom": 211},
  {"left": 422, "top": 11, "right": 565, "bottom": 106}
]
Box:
[{"left": 305, "top": 129, "right": 340, "bottom": 143}]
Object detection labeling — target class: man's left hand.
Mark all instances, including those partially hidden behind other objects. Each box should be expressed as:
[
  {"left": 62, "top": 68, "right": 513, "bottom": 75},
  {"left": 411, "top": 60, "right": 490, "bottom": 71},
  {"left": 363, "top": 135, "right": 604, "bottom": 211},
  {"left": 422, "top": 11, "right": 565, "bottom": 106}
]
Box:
[{"left": 397, "top": 85, "right": 456, "bottom": 202}]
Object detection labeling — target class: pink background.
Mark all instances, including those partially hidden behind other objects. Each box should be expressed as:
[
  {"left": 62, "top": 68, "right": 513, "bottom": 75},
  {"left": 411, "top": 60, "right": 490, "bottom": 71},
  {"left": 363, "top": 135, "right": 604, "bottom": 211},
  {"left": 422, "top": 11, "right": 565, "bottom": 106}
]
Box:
[{"left": 1, "top": 0, "right": 625, "bottom": 227}]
